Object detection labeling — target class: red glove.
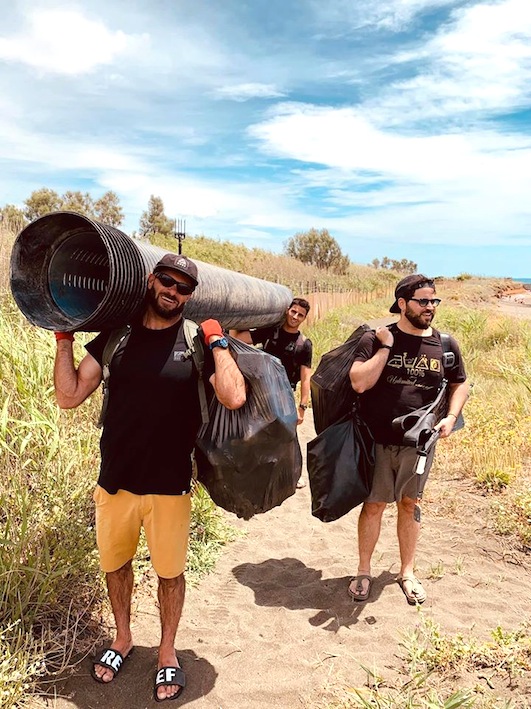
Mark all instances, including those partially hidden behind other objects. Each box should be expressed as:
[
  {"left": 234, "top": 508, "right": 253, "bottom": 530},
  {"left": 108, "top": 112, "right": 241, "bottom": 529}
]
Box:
[
  {"left": 54, "top": 332, "right": 75, "bottom": 342},
  {"left": 200, "top": 319, "right": 223, "bottom": 344}
]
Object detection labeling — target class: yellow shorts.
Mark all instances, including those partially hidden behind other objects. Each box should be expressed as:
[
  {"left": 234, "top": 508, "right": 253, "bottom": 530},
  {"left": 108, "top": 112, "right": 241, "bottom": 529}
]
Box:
[{"left": 93, "top": 485, "right": 191, "bottom": 578}]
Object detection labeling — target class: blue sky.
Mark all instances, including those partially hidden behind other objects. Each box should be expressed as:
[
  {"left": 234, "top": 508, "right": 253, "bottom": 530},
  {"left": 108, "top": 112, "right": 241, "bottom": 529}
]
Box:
[{"left": 1, "top": 0, "right": 530, "bottom": 278}]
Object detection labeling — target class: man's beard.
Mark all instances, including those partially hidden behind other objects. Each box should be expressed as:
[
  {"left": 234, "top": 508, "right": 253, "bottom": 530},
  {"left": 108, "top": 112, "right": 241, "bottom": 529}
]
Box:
[
  {"left": 147, "top": 286, "right": 185, "bottom": 320},
  {"left": 405, "top": 304, "right": 434, "bottom": 330}
]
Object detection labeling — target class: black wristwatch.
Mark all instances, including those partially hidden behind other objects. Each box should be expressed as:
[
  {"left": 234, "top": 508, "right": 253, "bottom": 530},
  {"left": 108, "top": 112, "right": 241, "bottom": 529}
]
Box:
[
  {"left": 299, "top": 403, "right": 308, "bottom": 410},
  {"left": 209, "top": 337, "right": 229, "bottom": 350}
]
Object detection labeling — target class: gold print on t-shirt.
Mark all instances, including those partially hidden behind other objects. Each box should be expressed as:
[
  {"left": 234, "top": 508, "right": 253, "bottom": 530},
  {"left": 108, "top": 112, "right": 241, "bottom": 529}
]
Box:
[{"left": 388, "top": 352, "right": 441, "bottom": 376}]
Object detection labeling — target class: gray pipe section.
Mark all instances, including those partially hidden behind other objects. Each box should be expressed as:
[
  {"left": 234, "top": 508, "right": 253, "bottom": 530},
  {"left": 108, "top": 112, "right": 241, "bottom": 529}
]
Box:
[{"left": 10, "top": 211, "right": 292, "bottom": 332}]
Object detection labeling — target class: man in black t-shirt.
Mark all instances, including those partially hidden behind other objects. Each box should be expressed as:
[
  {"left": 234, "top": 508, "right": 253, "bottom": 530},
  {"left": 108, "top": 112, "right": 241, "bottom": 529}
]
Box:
[
  {"left": 347, "top": 274, "right": 469, "bottom": 607},
  {"left": 232, "top": 298, "right": 313, "bottom": 424},
  {"left": 53, "top": 254, "right": 246, "bottom": 701},
  {"left": 231, "top": 297, "right": 312, "bottom": 488}
]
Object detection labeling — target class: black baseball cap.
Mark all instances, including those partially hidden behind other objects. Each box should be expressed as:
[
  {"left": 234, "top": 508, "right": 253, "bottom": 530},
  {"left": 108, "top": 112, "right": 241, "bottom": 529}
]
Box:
[
  {"left": 389, "top": 274, "right": 434, "bottom": 313},
  {"left": 153, "top": 254, "right": 199, "bottom": 286}
]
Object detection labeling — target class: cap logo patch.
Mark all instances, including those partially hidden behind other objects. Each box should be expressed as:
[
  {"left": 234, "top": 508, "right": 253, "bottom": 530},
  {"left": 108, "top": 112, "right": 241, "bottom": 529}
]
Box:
[{"left": 176, "top": 257, "right": 189, "bottom": 269}]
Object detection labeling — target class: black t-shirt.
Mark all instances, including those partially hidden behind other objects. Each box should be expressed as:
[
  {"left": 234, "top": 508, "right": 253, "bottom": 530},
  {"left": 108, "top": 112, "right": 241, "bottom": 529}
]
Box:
[
  {"left": 353, "top": 324, "right": 467, "bottom": 445},
  {"left": 251, "top": 326, "right": 312, "bottom": 389},
  {"left": 86, "top": 320, "right": 207, "bottom": 495}
]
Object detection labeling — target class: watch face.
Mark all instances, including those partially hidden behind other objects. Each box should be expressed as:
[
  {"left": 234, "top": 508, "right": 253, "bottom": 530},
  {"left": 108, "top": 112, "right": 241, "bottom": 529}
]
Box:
[{"left": 211, "top": 337, "right": 229, "bottom": 350}]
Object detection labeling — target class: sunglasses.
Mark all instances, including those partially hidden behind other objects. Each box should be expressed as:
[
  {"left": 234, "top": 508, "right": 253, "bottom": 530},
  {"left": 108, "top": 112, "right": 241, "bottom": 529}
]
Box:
[
  {"left": 408, "top": 298, "right": 441, "bottom": 307},
  {"left": 155, "top": 272, "right": 195, "bottom": 295}
]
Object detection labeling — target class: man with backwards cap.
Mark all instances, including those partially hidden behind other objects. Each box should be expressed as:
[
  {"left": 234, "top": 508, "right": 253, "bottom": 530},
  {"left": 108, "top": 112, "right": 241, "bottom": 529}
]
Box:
[
  {"left": 53, "top": 254, "right": 246, "bottom": 702},
  {"left": 348, "top": 274, "right": 469, "bottom": 606}
]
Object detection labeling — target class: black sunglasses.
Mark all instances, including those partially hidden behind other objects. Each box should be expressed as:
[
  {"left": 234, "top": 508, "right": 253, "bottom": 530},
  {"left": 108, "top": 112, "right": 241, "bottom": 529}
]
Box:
[
  {"left": 155, "top": 272, "right": 195, "bottom": 295},
  {"left": 408, "top": 298, "right": 441, "bottom": 307}
]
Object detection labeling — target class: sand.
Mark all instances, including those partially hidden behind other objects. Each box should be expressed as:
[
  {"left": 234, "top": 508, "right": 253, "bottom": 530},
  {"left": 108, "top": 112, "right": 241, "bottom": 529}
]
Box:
[{"left": 41, "top": 299, "right": 531, "bottom": 708}]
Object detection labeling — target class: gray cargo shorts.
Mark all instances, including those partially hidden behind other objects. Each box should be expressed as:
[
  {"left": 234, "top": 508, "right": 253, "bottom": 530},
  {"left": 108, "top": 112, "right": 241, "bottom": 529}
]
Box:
[{"left": 366, "top": 444, "right": 436, "bottom": 503}]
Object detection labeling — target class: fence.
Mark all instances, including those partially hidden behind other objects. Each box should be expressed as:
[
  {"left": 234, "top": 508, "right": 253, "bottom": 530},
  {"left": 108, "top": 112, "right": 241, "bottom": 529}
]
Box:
[{"left": 303, "top": 286, "right": 394, "bottom": 326}]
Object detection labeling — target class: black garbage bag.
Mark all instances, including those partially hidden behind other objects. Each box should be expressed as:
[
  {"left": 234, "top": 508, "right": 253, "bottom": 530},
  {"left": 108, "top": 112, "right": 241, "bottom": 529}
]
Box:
[
  {"left": 195, "top": 336, "right": 301, "bottom": 520},
  {"left": 307, "top": 409, "right": 375, "bottom": 523},
  {"left": 310, "top": 324, "right": 372, "bottom": 435}
]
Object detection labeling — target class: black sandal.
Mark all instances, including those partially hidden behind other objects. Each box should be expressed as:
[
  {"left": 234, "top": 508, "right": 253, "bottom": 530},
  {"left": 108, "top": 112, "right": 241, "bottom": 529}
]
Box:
[
  {"left": 91, "top": 647, "right": 133, "bottom": 683},
  {"left": 154, "top": 663, "right": 186, "bottom": 702}
]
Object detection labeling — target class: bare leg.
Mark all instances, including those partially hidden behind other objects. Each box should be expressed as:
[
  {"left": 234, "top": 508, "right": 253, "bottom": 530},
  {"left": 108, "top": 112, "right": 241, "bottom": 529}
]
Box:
[
  {"left": 93, "top": 561, "right": 135, "bottom": 682},
  {"left": 349, "top": 501, "right": 386, "bottom": 598},
  {"left": 156, "top": 572, "right": 186, "bottom": 701},
  {"left": 397, "top": 496, "right": 420, "bottom": 578}
]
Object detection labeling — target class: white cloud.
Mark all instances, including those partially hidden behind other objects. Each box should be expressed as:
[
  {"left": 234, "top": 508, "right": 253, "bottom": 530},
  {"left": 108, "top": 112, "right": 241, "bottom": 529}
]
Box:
[
  {"left": 0, "top": 9, "right": 148, "bottom": 75},
  {"left": 248, "top": 101, "right": 531, "bottom": 246},
  {"left": 376, "top": 0, "right": 531, "bottom": 123},
  {"left": 212, "top": 83, "right": 286, "bottom": 101}
]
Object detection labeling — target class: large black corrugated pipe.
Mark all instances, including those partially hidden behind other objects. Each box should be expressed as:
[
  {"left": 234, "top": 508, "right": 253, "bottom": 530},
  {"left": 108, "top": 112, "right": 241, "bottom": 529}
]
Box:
[{"left": 10, "top": 212, "right": 293, "bottom": 332}]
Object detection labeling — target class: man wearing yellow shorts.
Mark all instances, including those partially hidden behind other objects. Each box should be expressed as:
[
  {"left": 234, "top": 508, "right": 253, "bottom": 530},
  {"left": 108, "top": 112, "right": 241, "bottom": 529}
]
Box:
[{"left": 54, "top": 254, "right": 246, "bottom": 702}]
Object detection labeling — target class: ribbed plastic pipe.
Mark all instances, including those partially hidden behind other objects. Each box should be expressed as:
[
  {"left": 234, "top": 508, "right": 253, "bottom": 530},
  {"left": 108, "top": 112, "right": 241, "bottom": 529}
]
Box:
[{"left": 10, "top": 212, "right": 293, "bottom": 332}]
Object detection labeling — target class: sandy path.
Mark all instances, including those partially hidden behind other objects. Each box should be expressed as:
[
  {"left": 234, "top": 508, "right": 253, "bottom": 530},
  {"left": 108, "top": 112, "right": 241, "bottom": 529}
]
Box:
[{"left": 44, "top": 406, "right": 530, "bottom": 709}]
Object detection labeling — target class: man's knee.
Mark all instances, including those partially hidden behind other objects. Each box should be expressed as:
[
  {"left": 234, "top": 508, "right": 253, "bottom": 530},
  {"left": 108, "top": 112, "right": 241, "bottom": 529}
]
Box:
[
  {"left": 158, "top": 571, "right": 185, "bottom": 587},
  {"left": 398, "top": 495, "right": 417, "bottom": 512},
  {"left": 361, "top": 501, "right": 386, "bottom": 519}
]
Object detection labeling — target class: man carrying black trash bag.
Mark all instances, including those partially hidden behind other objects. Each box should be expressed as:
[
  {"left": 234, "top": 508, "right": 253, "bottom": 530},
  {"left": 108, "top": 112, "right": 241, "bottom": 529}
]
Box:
[
  {"left": 348, "top": 274, "right": 469, "bottom": 606},
  {"left": 53, "top": 254, "right": 246, "bottom": 702}
]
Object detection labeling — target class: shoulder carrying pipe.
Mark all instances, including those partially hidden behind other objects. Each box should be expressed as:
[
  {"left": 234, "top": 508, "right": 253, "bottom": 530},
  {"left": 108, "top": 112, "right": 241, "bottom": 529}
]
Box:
[{"left": 10, "top": 211, "right": 292, "bottom": 332}]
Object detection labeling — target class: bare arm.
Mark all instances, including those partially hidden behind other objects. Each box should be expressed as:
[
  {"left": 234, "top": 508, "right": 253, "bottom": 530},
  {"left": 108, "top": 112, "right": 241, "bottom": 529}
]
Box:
[
  {"left": 209, "top": 349, "right": 246, "bottom": 409},
  {"left": 435, "top": 380, "right": 470, "bottom": 438},
  {"left": 349, "top": 326, "right": 393, "bottom": 394},
  {"left": 54, "top": 341, "right": 102, "bottom": 409},
  {"left": 229, "top": 329, "right": 253, "bottom": 345},
  {"left": 297, "top": 364, "right": 311, "bottom": 424}
]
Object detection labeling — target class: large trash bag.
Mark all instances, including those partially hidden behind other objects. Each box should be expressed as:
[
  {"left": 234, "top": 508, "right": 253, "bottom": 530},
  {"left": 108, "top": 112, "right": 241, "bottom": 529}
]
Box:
[
  {"left": 195, "top": 336, "right": 301, "bottom": 520},
  {"left": 307, "top": 409, "right": 375, "bottom": 523},
  {"left": 310, "top": 324, "right": 372, "bottom": 435}
]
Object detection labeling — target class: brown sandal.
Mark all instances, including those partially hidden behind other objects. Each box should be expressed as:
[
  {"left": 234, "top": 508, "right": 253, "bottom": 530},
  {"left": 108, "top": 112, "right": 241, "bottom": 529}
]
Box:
[
  {"left": 397, "top": 575, "right": 426, "bottom": 605},
  {"left": 348, "top": 574, "right": 373, "bottom": 602}
]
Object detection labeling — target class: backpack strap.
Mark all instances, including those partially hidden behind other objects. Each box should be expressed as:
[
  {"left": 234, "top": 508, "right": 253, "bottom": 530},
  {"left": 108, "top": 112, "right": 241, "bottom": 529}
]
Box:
[
  {"left": 183, "top": 319, "right": 209, "bottom": 425},
  {"left": 440, "top": 332, "right": 456, "bottom": 374},
  {"left": 96, "top": 325, "right": 131, "bottom": 428},
  {"left": 263, "top": 326, "right": 280, "bottom": 353}
]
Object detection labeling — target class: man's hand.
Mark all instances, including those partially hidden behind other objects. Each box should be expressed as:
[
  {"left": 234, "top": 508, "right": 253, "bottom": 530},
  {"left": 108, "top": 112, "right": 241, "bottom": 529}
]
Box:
[
  {"left": 435, "top": 415, "right": 456, "bottom": 439},
  {"left": 200, "top": 319, "right": 224, "bottom": 346},
  {"left": 375, "top": 326, "right": 393, "bottom": 348}
]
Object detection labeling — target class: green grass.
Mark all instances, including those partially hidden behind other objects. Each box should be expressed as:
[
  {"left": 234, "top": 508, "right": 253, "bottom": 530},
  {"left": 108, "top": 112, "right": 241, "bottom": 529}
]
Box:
[{"left": 325, "top": 616, "right": 530, "bottom": 709}]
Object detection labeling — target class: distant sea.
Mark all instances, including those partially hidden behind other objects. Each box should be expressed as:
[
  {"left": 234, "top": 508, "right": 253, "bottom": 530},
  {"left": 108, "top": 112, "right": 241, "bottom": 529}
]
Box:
[{"left": 514, "top": 277, "right": 531, "bottom": 284}]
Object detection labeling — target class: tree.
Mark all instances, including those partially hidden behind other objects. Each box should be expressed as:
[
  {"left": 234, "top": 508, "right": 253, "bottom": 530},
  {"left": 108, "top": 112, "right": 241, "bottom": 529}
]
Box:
[
  {"left": 139, "top": 195, "right": 175, "bottom": 240},
  {"left": 23, "top": 188, "right": 61, "bottom": 221},
  {"left": 0, "top": 204, "right": 28, "bottom": 234},
  {"left": 370, "top": 256, "right": 417, "bottom": 274},
  {"left": 61, "top": 190, "right": 95, "bottom": 217},
  {"left": 94, "top": 191, "right": 124, "bottom": 227},
  {"left": 284, "top": 228, "right": 350, "bottom": 275}
]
